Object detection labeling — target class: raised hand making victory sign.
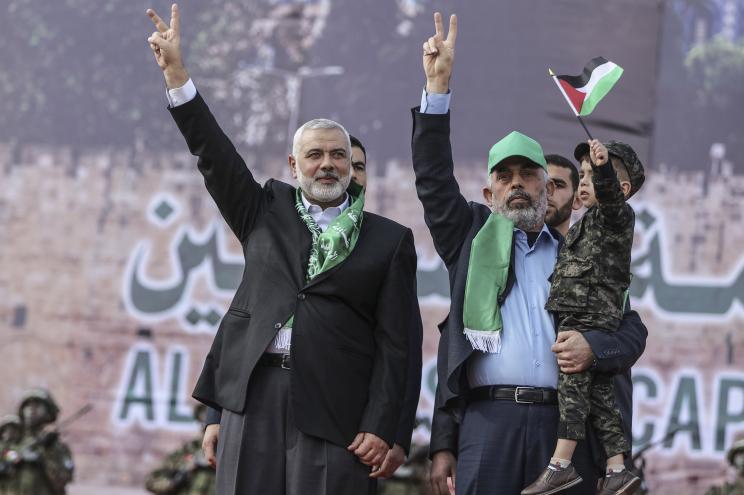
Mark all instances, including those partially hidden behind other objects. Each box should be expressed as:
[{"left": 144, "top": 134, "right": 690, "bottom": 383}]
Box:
[
  {"left": 146, "top": 4, "right": 189, "bottom": 89},
  {"left": 422, "top": 12, "right": 457, "bottom": 95}
]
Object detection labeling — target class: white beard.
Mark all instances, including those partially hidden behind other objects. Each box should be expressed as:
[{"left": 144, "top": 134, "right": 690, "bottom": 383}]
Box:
[{"left": 297, "top": 166, "right": 351, "bottom": 203}]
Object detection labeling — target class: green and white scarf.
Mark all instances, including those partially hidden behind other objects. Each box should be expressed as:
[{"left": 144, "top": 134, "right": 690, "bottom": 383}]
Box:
[
  {"left": 295, "top": 186, "right": 365, "bottom": 281},
  {"left": 462, "top": 213, "right": 514, "bottom": 353},
  {"left": 275, "top": 185, "right": 365, "bottom": 349}
]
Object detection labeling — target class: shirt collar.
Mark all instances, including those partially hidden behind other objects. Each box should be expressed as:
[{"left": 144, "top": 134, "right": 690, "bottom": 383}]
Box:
[
  {"left": 514, "top": 223, "right": 559, "bottom": 245},
  {"left": 301, "top": 192, "right": 350, "bottom": 213}
]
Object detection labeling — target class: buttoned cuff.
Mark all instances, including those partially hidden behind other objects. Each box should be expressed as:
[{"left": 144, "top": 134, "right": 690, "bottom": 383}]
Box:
[
  {"left": 420, "top": 87, "right": 451, "bottom": 114},
  {"left": 166, "top": 78, "right": 197, "bottom": 108}
]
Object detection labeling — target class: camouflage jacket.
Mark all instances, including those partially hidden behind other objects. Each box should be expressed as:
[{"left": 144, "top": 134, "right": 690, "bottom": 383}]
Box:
[
  {"left": 545, "top": 162, "right": 634, "bottom": 323},
  {"left": 145, "top": 439, "right": 215, "bottom": 495},
  {"left": 2, "top": 432, "right": 74, "bottom": 495}
]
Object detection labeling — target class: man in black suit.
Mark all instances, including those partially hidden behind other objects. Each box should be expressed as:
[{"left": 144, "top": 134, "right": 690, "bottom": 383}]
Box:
[
  {"left": 201, "top": 134, "right": 422, "bottom": 483},
  {"left": 146, "top": 6, "right": 421, "bottom": 495},
  {"left": 414, "top": 13, "right": 647, "bottom": 495}
]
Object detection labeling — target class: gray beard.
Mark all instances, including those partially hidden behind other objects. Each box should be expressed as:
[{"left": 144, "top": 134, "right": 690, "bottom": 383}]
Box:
[
  {"left": 297, "top": 168, "right": 351, "bottom": 203},
  {"left": 493, "top": 187, "right": 548, "bottom": 231}
]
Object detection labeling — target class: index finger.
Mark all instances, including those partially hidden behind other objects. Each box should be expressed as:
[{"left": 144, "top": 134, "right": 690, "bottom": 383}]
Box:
[
  {"left": 146, "top": 8, "right": 169, "bottom": 33},
  {"left": 434, "top": 12, "right": 443, "bottom": 37},
  {"left": 170, "top": 3, "right": 180, "bottom": 34},
  {"left": 446, "top": 14, "right": 458, "bottom": 43}
]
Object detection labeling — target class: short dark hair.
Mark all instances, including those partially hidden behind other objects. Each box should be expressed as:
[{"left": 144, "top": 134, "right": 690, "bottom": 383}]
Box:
[
  {"left": 545, "top": 154, "right": 579, "bottom": 192},
  {"left": 349, "top": 135, "right": 366, "bottom": 160}
]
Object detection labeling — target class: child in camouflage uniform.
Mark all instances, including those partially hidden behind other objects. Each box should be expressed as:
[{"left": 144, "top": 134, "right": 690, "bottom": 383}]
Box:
[{"left": 522, "top": 139, "right": 645, "bottom": 495}]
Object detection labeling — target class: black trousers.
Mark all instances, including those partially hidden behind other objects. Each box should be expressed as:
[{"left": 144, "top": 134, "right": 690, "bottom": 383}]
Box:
[
  {"left": 455, "top": 399, "right": 600, "bottom": 495},
  {"left": 216, "top": 365, "right": 377, "bottom": 495}
]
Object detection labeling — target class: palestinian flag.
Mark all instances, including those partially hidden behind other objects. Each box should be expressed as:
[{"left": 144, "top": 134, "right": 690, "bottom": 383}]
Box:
[{"left": 550, "top": 57, "right": 623, "bottom": 116}]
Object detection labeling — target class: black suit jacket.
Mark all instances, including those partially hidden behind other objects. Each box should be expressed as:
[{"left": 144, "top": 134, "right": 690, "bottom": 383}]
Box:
[
  {"left": 168, "top": 93, "right": 422, "bottom": 449},
  {"left": 410, "top": 108, "right": 647, "bottom": 469}
]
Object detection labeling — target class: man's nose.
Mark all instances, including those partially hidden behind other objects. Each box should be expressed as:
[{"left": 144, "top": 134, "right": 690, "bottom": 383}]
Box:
[
  {"left": 510, "top": 176, "right": 524, "bottom": 189},
  {"left": 320, "top": 153, "right": 335, "bottom": 170}
]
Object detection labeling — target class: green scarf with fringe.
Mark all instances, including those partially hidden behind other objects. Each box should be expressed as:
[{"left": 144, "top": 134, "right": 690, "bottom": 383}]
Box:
[{"left": 462, "top": 213, "right": 514, "bottom": 353}]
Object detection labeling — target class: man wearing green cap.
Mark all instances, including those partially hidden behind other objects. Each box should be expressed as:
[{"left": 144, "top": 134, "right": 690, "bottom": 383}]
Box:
[{"left": 413, "top": 12, "right": 647, "bottom": 495}]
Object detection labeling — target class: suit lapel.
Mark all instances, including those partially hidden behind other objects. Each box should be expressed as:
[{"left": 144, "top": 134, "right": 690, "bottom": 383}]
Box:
[{"left": 275, "top": 186, "right": 313, "bottom": 288}]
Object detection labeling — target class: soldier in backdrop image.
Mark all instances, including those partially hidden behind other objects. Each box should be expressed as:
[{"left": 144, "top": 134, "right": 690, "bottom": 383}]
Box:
[
  {"left": 705, "top": 440, "right": 744, "bottom": 495},
  {"left": 0, "top": 415, "right": 23, "bottom": 495},
  {"left": 2, "top": 389, "right": 74, "bottom": 495},
  {"left": 145, "top": 404, "right": 216, "bottom": 495}
]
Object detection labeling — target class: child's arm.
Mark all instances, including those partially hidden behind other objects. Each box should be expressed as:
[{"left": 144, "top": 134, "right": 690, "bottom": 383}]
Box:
[{"left": 590, "top": 140, "right": 634, "bottom": 231}]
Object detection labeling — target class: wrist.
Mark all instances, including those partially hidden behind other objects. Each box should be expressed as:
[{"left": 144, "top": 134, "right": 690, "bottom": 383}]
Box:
[
  {"left": 163, "top": 65, "right": 189, "bottom": 89},
  {"left": 426, "top": 79, "right": 450, "bottom": 94}
]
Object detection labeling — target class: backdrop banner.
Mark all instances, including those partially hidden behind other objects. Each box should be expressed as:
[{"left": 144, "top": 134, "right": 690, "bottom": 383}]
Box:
[{"left": 1, "top": 1, "right": 742, "bottom": 493}]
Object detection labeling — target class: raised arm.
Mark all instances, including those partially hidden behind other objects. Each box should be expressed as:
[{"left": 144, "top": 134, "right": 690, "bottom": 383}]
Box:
[
  {"left": 146, "top": 4, "right": 265, "bottom": 242},
  {"left": 412, "top": 13, "right": 472, "bottom": 268},
  {"left": 589, "top": 140, "right": 633, "bottom": 231}
]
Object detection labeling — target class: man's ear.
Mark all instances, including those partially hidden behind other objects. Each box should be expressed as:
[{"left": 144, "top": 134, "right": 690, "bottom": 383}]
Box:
[
  {"left": 546, "top": 178, "right": 556, "bottom": 197},
  {"left": 620, "top": 180, "right": 631, "bottom": 199},
  {"left": 288, "top": 155, "right": 298, "bottom": 179},
  {"left": 482, "top": 186, "right": 494, "bottom": 208}
]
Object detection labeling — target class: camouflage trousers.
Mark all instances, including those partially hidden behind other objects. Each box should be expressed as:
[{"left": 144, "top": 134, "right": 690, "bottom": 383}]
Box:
[{"left": 556, "top": 314, "right": 629, "bottom": 458}]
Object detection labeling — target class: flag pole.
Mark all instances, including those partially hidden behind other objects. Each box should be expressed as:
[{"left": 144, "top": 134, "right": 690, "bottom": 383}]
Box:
[
  {"left": 549, "top": 68, "right": 594, "bottom": 140},
  {"left": 575, "top": 116, "right": 593, "bottom": 141}
]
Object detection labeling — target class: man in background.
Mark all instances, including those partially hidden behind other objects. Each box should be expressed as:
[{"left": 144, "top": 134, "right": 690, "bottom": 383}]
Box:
[
  {"left": 545, "top": 154, "right": 582, "bottom": 237},
  {"left": 350, "top": 135, "right": 368, "bottom": 188}
]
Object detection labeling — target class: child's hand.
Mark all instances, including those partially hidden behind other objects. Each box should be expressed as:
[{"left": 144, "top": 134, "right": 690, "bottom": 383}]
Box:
[{"left": 589, "top": 139, "right": 608, "bottom": 166}]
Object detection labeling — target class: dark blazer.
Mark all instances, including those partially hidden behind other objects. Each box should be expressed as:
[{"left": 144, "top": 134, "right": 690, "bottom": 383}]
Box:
[
  {"left": 168, "top": 93, "right": 421, "bottom": 449},
  {"left": 205, "top": 318, "right": 423, "bottom": 454},
  {"left": 410, "top": 108, "right": 648, "bottom": 470}
]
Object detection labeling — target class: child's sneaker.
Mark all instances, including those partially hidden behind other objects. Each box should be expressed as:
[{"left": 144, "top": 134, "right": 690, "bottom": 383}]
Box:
[
  {"left": 521, "top": 463, "right": 582, "bottom": 495},
  {"left": 596, "top": 469, "right": 641, "bottom": 495}
]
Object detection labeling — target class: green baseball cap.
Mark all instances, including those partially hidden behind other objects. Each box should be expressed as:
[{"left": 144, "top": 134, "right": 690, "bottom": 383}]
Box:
[{"left": 487, "top": 131, "right": 547, "bottom": 175}]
